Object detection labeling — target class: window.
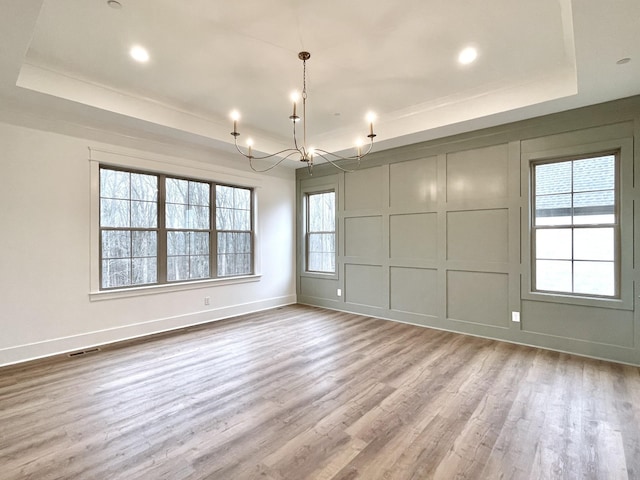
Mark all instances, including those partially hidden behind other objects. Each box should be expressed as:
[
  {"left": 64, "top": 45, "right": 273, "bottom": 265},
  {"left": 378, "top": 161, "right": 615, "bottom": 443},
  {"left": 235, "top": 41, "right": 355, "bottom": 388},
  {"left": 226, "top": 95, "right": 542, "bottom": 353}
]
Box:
[
  {"left": 166, "top": 178, "right": 211, "bottom": 281},
  {"left": 306, "top": 191, "right": 336, "bottom": 273},
  {"left": 532, "top": 153, "right": 618, "bottom": 297},
  {"left": 100, "top": 169, "right": 158, "bottom": 288},
  {"left": 99, "top": 167, "right": 253, "bottom": 289},
  {"left": 216, "top": 185, "right": 253, "bottom": 276}
]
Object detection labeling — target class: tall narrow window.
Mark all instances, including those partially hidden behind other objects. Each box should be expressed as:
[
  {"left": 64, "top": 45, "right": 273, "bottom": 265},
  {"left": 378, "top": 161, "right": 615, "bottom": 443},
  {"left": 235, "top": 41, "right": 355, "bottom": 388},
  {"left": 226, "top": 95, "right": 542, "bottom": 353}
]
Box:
[
  {"left": 216, "top": 185, "right": 253, "bottom": 276},
  {"left": 100, "top": 168, "right": 158, "bottom": 288},
  {"left": 306, "top": 191, "right": 336, "bottom": 273},
  {"left": 532, "top": 153, "right": 618, "bottom": 297},
  {"left": 166, "top": 178, "right": 211, "bottom": 281}
]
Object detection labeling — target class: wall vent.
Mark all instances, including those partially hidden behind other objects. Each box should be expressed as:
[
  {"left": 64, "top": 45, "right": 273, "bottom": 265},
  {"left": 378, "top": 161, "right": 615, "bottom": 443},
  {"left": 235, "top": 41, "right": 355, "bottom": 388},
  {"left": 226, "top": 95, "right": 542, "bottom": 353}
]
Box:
[{"left": 67, "top": 347, "right": 101, "bottom": 357}]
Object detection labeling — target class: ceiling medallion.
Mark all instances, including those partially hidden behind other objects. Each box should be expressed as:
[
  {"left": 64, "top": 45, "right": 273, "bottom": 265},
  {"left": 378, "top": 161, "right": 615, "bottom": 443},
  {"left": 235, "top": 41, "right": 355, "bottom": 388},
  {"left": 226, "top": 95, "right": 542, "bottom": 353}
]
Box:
[{"left": 230, "top": 51, "right": 376, "bottom": 174}]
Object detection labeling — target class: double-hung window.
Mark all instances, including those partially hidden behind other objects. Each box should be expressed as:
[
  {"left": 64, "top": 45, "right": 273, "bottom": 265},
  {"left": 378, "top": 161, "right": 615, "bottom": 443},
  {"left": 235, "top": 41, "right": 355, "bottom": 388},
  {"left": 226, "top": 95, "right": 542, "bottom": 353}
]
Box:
[
  {"left": 216, "top": 185, "right": 253, "bottom": 276},
  {"left": 99, "top": 166, "right": 253, "bottom": 290},
  {"left": 531, "top": 152, "right": 618, "bottom": 298},
  {"left": 165, "top": 178, "right": 212, "bottom": 281},
  {"left": 306, "top": 191, "right": 336, "bottom": 273},
  {"left": 100, "top": 169, "right": 159, "bottom": 288}
]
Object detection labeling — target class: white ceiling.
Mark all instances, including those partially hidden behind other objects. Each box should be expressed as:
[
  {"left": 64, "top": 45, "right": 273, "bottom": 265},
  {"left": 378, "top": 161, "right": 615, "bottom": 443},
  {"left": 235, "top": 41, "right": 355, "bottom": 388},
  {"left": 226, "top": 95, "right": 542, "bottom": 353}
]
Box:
[{"left": 1, "top": 0, "right": 639, "bottom": 165}]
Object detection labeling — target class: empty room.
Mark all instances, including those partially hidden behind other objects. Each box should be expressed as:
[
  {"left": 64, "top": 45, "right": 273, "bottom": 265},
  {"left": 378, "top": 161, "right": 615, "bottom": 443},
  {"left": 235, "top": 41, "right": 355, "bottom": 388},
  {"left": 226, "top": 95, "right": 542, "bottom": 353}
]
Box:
[{"left": 1, "top": 0, "right": 640, "bottom": 478}]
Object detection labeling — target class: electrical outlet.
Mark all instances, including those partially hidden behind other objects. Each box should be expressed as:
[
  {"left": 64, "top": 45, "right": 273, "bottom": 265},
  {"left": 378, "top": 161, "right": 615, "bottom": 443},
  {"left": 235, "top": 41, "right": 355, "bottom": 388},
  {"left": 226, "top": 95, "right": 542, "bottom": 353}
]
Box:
[
  {"left": 512, "top": 311, "right": 520, "bottom": 323},
  {"left": 204, "top": 296, "right": 210, "bottom": 306},
  {"left": 337, "top": 288, "right": 342, "bottom": 297}
]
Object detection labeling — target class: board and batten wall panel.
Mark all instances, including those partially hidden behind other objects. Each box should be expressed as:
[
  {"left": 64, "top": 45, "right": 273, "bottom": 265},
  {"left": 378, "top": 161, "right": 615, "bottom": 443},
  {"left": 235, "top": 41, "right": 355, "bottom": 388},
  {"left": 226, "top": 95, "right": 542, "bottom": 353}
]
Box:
[
  {"left": 389, "top": 156, "right": 438, "bottom": 209},
  {"left": 345, "top": 216, "right": 384, "bottom": 258},
  {"left": 297, "top": 96, "right": 640, "bottom": 365},
  {"left": 300, "top": 276, "right": 339, "bottom": 300},
  {"left": 390, "top": 267, "right": 438, "bottom": 316},
  {"left": 446, "top": 209, "right": 509, "bottom": 263},
  {"left": 521, "top": 300, "right": 634, "bottom": 347},
  {"left": 443, "top": 144, "right": 513, "bottom": 330},
  {"left": 389, "top": 213, "right": 437, "bottom": 261},
  {"left": 446, "top": 144, "right": 509, "bottom": 203},
  {"left": 345, "top": 264, "right": 384, "bottom": 308},
  {"left": 342, "top": 166, "right": 387, "bottom": 312},
  {"left": 447, "top": 271, "right": 510, "bottom": 328},
  {"left": 344, "top": 166, "right": 385, "bottom": 211}
]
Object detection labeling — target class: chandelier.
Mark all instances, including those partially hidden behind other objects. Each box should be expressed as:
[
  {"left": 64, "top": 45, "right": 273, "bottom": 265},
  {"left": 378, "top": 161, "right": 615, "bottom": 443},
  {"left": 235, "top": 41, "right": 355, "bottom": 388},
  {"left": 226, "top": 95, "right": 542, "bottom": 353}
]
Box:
[{"left": 230, "top": 51, "right": 376, "bottom": 173}]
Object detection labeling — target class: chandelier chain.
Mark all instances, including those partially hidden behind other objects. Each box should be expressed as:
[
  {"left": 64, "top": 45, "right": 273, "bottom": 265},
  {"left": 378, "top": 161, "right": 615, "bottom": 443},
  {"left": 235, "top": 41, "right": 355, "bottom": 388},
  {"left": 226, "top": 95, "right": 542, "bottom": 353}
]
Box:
[{"left": 302, "top": 58, "right": 308, "bottom": 99}]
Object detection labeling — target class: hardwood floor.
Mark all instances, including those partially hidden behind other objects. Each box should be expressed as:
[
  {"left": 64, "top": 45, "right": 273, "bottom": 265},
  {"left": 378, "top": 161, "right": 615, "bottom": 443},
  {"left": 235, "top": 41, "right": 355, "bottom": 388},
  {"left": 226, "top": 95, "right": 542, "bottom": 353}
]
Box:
[{"left": 1, "top": 304, "right": 639, "bottom": 479}]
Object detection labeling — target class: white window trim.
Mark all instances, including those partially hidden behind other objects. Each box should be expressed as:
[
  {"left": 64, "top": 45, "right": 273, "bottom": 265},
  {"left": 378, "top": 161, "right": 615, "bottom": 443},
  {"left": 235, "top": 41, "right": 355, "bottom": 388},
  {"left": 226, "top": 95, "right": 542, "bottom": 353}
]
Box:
[
  {"left": 89, "top": 275, "right": 262, "bottom": 302},
  {"left": 89, "top": 147, "right": 263, "bottom": 300},
  {"left": 521, "top": 137, "right": 633, "bottom": 311}
]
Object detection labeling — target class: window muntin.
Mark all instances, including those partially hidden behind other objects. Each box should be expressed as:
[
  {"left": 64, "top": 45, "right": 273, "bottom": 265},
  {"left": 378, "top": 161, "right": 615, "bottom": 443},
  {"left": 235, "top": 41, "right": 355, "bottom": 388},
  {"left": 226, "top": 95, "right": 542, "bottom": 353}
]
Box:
[
  {"left": 532, "top": 153, "right": 618, "bottom": 297},
  {"left": 306, "top": 191, "right": 336, "bottom": 273},
  {"left": 99, "top": 167, "right": 253, "bottom": 290}
]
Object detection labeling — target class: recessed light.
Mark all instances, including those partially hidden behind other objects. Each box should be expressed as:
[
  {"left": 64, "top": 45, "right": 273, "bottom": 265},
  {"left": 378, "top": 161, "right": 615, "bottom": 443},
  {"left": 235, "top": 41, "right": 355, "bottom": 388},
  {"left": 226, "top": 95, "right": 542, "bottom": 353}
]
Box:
[
  {"left": 458, "top": 47, "right": 478, "bottom": 65},
  {"left": 616, "top": 57, "right": 631, "bottom": 65},
  {"left": 107, "top": 0, "right": 122, "bottom": 9},
  {"left": 130, "top": 45, "right": 149, "bottom": 63}
]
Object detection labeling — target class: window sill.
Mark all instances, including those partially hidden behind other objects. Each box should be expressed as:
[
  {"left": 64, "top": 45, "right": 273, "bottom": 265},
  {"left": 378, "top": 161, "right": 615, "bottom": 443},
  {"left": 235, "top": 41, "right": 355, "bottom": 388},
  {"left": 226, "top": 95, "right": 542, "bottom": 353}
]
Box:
[
  {"left": 89, "top": 274, "right": 262, "bottom": 302},
  {"left": 300, "top": 271, "right": 338, "bottom": 280},
  {"left": 523, "top": 290, "right": 632, "bottom": 311}
]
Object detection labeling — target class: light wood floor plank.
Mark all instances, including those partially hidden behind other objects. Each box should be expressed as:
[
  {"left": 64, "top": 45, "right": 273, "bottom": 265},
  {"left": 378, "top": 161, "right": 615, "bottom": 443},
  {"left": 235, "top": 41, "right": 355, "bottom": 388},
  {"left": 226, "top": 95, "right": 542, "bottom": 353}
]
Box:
[{"left": 1, "top": 305, "right": 639, "bottom": 479}]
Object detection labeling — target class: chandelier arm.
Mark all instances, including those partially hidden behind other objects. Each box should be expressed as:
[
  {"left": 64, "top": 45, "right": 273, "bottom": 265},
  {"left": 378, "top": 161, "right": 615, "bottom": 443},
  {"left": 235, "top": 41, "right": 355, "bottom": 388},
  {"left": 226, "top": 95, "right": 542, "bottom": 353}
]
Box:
[
  {"left": 361, "top": 139, "right": 375, "bottom": 157},
  {"left": 313, "top": 149, "right": 356, "bottom": 161},
  {"left": 248, "top": 150, "right": 301, "bottom": 173},
  {"left": 313, "top": 151, "right": 361, "bottom": 173},
  {"left": 234, "top": 137, "right": 300, "bottom": 161},
  {"left": 312, "top": 138, "right": 374, "bottom": 162}
]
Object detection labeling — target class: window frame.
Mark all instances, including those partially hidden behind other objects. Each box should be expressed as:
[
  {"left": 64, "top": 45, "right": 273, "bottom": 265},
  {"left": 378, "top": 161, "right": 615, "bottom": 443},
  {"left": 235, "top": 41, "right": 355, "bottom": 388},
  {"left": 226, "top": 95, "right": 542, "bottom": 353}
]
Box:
[
  {"left": 521, "top": 136, "right": 633, "bottom": 311},
  {"left": 90, "top": 150, "right": 261, "bottom": 299},
  {"left": 530, "top": 151, "right": 620, "bottom": 299},
  {"left": 163, "top": 175, "right": 215, "bottom": 282},
  {"left": 305, "top": 190, "right": 337, "bottom": 274},
  {"left": 99, "top": 166, "right": 161, "bottom": 289},
  {"left": 215, "top": 183, "right": 255, "bottom": 278}
]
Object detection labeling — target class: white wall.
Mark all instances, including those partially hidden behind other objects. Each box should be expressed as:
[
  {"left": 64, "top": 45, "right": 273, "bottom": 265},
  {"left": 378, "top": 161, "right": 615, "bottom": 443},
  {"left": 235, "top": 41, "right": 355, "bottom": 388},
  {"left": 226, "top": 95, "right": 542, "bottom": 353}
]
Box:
[{"left": 0, "top": 121, "right": 296, "bottom": 366}]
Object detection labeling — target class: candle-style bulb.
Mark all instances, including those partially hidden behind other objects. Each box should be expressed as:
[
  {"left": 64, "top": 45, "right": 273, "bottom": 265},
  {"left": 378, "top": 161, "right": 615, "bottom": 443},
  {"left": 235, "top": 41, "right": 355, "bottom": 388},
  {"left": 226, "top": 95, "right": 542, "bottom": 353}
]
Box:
[
  {"left": 366, "top": 112, "right": 376, "bottom": 138},
  {"left": 290, "top": 91, "right": 300, "bottom": 121},
  {"left": 230, "top": 110, "right": 240, "bottom": 136}
]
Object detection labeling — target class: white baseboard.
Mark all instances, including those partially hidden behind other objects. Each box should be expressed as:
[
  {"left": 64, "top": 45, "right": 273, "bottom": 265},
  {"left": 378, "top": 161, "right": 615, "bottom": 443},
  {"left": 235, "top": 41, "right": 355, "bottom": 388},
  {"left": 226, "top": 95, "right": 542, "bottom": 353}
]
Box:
[{"left": 0, "top": 295, "right": 297, "bottom": 367}]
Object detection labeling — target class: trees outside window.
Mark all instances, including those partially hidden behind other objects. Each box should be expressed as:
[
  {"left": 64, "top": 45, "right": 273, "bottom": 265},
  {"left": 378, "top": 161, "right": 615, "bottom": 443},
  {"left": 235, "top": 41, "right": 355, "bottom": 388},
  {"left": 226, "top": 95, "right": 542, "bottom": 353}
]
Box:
[
  {"left": 99, "top": 167, "right": 253, "bottom": 289},
  {"left": 216, "top": 185, "right": 253, "bottom": 277},
  {"left": 306, "top": 191, "right": 335, "bottom": 273},
  {"left": 166, "top": 178, "right": 211, "bottom": 281},
  {"left": 100, "top": 169, "right": 158, "bottom": 288}
]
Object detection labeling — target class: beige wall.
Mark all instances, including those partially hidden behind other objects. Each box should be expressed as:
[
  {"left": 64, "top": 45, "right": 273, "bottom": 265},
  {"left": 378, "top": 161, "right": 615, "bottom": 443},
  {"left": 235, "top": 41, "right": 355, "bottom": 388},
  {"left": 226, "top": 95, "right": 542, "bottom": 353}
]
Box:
[{"left": 296, "top": 96, "right": 640, "bottom": 365}]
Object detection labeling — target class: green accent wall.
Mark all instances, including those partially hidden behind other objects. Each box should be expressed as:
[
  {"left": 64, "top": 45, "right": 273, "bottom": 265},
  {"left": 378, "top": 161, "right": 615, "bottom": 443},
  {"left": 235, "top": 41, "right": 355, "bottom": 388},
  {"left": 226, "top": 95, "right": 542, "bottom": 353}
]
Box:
[{"left": 296, "top": 96, "right": 640, "bottom": 365}]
